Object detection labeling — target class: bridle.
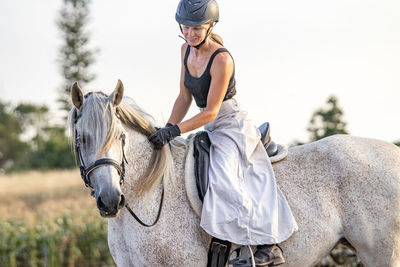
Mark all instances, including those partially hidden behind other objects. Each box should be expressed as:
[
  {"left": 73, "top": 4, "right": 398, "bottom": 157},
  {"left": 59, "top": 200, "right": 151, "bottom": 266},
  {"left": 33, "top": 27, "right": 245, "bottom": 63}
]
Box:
[
  {"left": 73, "top": 108, "right": 128, "bottom": 192},
  {"left": 72, "top": 98, "right": 164, "bottom": 227}
]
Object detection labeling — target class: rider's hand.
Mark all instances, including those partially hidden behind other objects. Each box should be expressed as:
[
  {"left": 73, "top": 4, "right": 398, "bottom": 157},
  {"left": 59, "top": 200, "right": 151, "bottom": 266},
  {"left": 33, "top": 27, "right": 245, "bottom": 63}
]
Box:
[
  {"left": 148, "top": 124, "right": 181, "bottom": 149},
  {"left": 154, "top": 122, "right": 173, "bottom": 131}
]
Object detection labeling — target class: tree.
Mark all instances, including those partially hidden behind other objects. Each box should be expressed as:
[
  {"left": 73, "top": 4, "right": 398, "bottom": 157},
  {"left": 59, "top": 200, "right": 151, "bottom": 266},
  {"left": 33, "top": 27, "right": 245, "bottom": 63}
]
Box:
[
  {"left": 0, "top": 100, "right": 29, "bottom": 171},
  {"left": 394, "top": 141, "right": 400, "bottom": 147},
  {"left": 307, "top": 95, "right": 349, "bottom": 142},
  {"left": 14, "top": 103, "right": 49, "bottom": 144},
  {"left": 290, "top": 95, "right": 349, "bottom": 147},
  {"left": 11, "top": 103, "right": 75, "bottom": 171},
  {"left": 15, "top": 125, "right": 75, "bottom": 170},
  {"left": 57, "top": 0, "right": 97, "bottom": 119},
  {"left": 0, "top": 100, "right": 75, "bottom": 172}
]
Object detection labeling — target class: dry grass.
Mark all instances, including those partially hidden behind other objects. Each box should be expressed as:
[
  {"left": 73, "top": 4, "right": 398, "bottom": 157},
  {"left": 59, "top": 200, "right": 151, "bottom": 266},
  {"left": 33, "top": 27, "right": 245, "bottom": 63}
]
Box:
[
  {"left": 0, "top": 170, "right": 115, "bottom": 266},
  {"left": 0, "top": 169, "right": 98, "bottom": 225}
]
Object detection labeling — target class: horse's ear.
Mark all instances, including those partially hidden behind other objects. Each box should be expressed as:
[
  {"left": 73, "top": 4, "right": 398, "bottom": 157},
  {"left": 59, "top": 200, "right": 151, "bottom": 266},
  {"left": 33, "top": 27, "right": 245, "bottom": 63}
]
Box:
[
  {"left": 71, "top": 82, "right": 84, "bottom": 109},
  {"left": 110, "top": 79, "right": 124, "bottom": 106}
]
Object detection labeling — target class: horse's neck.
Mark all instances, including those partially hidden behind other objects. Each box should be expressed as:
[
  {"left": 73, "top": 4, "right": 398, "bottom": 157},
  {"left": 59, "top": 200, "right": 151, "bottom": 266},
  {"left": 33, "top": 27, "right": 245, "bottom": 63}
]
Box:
[
  {"left": 123, "top": 130, "right": 153, "bottom": 185},
  {"left": 169, "top": 137, "right": 190, "bottom": 194},
  {"left": 122, "top": 131, "right": 194, "bottom": 218}
]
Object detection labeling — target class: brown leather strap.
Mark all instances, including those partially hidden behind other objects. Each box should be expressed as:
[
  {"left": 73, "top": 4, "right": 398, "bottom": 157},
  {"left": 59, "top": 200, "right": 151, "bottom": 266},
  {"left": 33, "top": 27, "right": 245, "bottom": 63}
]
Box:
[{"left": 124, "top": 183, "right": 164, "bottom": 227}]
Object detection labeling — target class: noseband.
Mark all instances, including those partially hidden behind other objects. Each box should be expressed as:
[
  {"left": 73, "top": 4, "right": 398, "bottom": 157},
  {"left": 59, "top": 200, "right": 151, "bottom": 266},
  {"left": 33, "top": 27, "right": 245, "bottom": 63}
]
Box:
[{"left": 72, "top": 101, "right": 164, "bottom": 227}]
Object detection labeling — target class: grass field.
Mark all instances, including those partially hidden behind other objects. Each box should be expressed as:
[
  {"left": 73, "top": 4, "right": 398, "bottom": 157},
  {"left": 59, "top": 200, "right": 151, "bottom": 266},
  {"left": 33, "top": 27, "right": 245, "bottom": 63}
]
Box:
[
  {"left": 0, "top": 170, "right": 362, "bottom": 266},
  {"left": 0, "top": 169, "right": 114, "bottom": 266},
  {"left": 0, "top": 169, "right": 95, "bottom": 224},
  {"left": 0, "top": 170, "right": 98, "bottom": 225}
]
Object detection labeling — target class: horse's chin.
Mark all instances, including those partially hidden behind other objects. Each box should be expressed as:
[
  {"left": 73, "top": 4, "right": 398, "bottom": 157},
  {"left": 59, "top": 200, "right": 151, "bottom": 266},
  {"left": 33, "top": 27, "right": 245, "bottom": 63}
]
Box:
[{"left": 99, "top": 210, "right": 119, "bottom": 218}]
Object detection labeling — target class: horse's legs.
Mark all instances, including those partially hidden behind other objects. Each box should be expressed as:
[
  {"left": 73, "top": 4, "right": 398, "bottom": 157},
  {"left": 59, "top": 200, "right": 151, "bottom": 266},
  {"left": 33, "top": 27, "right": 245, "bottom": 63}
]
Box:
[
  {"left": 350, "top": 235, "right": 400, "bottom": 267},
  {"left": 343, "top": 219, "right": 400, "bottom": 267}
]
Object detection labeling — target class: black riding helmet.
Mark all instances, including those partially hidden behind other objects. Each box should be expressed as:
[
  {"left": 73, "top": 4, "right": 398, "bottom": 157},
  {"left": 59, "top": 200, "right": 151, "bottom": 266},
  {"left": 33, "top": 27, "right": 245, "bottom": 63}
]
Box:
[
  {"left": 175, "top": 0, "right": 219, "bottom": 26},
  {"left": 175, "top": 0, "right": 219, "bottom": 49}
]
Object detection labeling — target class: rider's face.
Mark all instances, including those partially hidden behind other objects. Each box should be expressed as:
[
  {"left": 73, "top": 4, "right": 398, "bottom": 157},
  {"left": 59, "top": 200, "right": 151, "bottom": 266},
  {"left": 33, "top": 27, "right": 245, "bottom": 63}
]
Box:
[{"left": 181, "top": 24, "right": 211, "bottom": 46}]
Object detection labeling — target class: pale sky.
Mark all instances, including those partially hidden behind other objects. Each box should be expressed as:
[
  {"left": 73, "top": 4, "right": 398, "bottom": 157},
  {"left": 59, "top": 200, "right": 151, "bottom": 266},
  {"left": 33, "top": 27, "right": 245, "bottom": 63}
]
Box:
[{"left": 1, "top": 0, "right": 399, "bottom": 145}]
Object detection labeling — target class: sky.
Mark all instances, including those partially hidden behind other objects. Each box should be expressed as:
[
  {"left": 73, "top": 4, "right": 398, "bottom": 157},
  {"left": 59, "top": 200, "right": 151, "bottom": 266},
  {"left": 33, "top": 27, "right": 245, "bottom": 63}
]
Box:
[{"left": 0, "top": 0, "right": 399, "bottom": 145}]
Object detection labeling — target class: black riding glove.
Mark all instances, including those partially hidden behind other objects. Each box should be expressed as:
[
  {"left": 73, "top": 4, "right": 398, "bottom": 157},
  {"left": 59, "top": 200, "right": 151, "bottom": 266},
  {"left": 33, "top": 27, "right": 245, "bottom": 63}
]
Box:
[
  {"left": 148, "top": 124, "right": 181, "bottom": 149},
  {"left": 154, "top": 122, "right": 173, "bottom": 131}
]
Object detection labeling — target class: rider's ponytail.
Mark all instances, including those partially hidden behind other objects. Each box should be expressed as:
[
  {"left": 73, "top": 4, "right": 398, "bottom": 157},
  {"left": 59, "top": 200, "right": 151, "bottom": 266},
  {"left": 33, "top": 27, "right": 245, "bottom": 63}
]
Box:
[{"left": 210, "top": 32, "right": 223, "bottom": 46}]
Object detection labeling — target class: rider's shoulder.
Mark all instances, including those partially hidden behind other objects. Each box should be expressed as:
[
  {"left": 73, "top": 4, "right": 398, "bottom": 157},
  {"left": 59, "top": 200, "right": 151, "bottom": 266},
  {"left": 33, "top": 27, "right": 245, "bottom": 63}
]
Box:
[
  {"left": 181, "top": 43, "right": 189, "bottom": 54},
  {"left": 213, "top": 48, "right": 233, "bottom": 66}
]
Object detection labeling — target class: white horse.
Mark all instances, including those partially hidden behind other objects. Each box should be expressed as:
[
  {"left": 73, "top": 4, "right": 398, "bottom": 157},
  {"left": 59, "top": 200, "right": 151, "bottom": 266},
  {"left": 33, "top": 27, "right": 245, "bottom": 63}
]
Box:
[{"left": 69, "top": 80, "right": 400, "bottom": 267}]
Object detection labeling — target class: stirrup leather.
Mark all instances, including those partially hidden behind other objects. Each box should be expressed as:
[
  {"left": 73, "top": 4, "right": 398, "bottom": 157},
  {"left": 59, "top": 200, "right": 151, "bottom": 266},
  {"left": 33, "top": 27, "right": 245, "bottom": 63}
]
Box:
[{"left": 207, "top": 238, "right": 232, "bottom": 267}]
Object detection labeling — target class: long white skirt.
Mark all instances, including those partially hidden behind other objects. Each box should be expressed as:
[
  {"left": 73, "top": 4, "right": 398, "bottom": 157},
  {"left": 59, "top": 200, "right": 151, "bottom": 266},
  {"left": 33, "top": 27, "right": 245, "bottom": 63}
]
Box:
[{"left": 200, "top": 98, "right": 298, "bottom": 245}]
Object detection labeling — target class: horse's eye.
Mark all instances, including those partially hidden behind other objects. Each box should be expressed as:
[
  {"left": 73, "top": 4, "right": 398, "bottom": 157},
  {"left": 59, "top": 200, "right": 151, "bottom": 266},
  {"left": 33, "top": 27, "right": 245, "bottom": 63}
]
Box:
[{"left": 82, "top": 134, "right": 89, "bottom": 145}]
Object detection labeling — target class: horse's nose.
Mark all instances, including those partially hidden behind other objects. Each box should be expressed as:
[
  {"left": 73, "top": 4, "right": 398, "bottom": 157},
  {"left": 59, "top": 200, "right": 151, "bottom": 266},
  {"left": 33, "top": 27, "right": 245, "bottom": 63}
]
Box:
[
  {"left": 96, "top": 193, "right": 125, "bottom": 217},
  {"left": 119, "top": 194, "right": 126, "bottom": 209},
  {"left": 96, "top": 196, "right": 108, "bottom": 212}
]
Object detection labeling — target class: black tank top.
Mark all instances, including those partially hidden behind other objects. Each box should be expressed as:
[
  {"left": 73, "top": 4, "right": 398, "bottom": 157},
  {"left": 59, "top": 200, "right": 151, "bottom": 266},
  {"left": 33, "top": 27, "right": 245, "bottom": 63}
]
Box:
[{"left": 184, "top": 46, "right": 236, "bottom": 108}]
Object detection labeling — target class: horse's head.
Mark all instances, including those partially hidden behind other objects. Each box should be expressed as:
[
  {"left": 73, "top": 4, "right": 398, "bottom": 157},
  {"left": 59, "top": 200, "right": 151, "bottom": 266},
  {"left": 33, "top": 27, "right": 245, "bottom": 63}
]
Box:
[
  {"left": 70, "top": 80, "right": 127, "bottom": 217},
  {"left": 69, "top": 80, "right": 171, "bottom": 219}
]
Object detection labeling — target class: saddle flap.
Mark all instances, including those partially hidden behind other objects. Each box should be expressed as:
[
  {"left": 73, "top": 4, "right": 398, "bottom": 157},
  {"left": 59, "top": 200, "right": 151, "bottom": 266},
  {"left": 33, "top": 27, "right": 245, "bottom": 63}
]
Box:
[{"left": 193, "top": 131, "right": 211, "bottom": 202}]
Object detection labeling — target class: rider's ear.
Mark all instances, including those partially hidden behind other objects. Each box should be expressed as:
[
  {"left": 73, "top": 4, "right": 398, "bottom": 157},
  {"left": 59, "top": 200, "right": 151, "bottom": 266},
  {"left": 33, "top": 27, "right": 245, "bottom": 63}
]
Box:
[
  {"left": 71, "top": 82, "right": 84, "bottom": 109},
  {"left": 110, "top": 79, "right": 124, "bottom": 107}
]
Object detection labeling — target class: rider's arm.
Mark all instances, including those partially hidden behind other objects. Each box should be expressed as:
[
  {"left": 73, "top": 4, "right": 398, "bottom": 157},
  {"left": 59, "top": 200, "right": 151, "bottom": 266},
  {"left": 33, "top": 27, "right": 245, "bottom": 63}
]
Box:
[
  {"left": 167, "top": 44, "right": 193, "bottom": 125},
  {"left": 177, "top": 51, "right": 234, "bottom": 134}
]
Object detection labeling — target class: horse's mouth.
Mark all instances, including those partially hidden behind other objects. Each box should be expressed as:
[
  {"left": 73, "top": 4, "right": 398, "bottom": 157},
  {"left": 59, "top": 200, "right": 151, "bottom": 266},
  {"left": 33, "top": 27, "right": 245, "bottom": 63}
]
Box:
[
  {"left": 96, "top": 195, "right": 125, "bottom": 218},
  {"left": 99, "top": 209, "right": 119, "bottom": 218}
]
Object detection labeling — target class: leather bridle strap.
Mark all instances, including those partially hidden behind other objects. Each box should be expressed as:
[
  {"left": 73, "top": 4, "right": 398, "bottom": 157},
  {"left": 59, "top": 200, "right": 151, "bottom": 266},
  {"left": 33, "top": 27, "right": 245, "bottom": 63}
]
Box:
[
  {"left": 74, "top": 124, "right": 127, "bottom": 190},
  {"left": 124, "top": 184, "right": 165, "bottom": 227},
  {"left": 74, "top": 107, "right": 164, "bottom": 227},
  {"left": 86, "top": 158, "right": 123, "bottom": 181}
]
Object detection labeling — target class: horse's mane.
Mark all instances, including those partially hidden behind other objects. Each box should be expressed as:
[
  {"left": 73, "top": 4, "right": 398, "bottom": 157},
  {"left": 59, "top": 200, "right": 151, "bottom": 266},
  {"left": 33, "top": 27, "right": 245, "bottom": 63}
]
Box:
[{"left": 68, "top": 92, "right": 174, "bottom": 196}]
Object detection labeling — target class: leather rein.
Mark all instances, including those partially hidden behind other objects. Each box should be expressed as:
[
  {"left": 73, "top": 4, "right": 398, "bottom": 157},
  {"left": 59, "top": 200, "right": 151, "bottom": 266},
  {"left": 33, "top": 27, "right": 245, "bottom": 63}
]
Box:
[{"left": 73, "top": 106, "right": 164, "bottom": 227}]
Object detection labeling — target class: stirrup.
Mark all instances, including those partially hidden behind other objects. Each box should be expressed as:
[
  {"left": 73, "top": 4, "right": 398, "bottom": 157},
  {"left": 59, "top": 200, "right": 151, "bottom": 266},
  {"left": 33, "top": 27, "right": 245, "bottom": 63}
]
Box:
[{"left": 228, "top": 246, "right": 255, "bottom": 267}]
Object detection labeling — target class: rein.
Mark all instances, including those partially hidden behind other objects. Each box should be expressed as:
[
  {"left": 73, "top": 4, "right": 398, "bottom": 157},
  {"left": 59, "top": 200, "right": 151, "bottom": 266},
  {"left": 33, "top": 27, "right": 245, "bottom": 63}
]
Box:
[{"left": 73, "top": 107, "right": 164, "bottom": 227}]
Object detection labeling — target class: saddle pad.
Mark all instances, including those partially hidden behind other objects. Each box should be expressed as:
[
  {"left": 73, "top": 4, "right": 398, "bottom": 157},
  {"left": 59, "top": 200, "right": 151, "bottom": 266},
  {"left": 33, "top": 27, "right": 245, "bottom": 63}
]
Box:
[{"left": 184, "top": 136, "right": 289, "bottom": 218}]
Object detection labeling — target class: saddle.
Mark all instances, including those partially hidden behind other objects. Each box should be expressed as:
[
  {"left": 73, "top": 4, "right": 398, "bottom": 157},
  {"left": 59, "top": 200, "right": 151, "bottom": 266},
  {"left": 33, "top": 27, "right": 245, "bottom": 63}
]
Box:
[{"left": 193, "top": 122, "right": 279, "bottom": 203}]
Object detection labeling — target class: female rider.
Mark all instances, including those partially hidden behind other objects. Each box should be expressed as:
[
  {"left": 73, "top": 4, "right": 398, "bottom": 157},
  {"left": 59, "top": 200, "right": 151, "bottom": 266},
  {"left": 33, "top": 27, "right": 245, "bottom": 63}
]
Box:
[{"left": 148, "top": 0, "right": 298, "bottom": 266}]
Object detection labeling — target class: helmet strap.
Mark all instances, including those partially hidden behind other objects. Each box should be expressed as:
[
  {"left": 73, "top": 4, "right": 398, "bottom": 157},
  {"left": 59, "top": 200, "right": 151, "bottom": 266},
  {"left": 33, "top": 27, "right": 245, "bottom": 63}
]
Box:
[{"left": 178, "top": 23, "right": 216, "bottom": 50}]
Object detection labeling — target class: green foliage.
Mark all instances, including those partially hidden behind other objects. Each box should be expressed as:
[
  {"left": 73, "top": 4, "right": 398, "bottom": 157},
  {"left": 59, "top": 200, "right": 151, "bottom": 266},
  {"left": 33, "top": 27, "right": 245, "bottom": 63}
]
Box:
[
  {"left": 0, "top": 100, "right": 29, "bottom": 171},
  {"left": 0, "top": 99, "right": 75, "bottom": 172},
  {"left": 14, "top": 125, "right": 75, "bottom": 171},
  {"left": 394, "top": 141, "right": 400, "bottom": 147},
  {"left": 0, "top": 216, "right": 114, "bottom": 266},
  {"left": 307, "top": 95, "right": 348, "bottom": 141},
  {"left": 14, "top": 103, "right": 49, "bottom": 136},
  {"left": 290, "top": 95, "right": 349, "bottom": 147},
  {"left": 57, "top": 0, "right": 97, "bottom": 119}
]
